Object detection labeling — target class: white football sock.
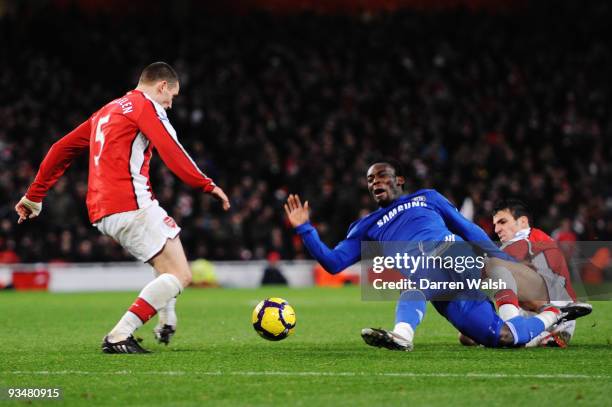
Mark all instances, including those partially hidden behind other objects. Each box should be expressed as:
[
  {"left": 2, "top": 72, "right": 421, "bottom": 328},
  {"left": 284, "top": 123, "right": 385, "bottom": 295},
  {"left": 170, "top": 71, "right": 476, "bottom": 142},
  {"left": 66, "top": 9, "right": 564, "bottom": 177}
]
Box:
[
  {"left": 153, "top": 268, "right": 179, "bottom": 327},
  {"left": 489, "top": 264, "right": 520, "bottom": 320},
  {"left": 108, "top": 274, "right": 183, "bottom": 342},
  {"left": 499, "top": 304, "right": 520, "bottom": 321},
  {"left": 393, "top": 322, "right": 415, "bottom": 342},
  {"left": 107, "top": 312, "right": 142, "bottom": 343},
  {"left": 535, "top": 308, "right": 560, "bottom": 330},
  {"left": 158, "top": 297, "right": 177, "bottom": 328}
]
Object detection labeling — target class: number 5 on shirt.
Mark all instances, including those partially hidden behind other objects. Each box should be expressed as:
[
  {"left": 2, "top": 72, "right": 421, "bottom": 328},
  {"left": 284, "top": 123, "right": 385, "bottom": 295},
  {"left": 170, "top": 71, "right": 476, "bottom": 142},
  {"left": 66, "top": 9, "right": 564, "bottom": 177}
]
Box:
[{"left": 94, "top": 114, "right": 110, "bottom": 166}]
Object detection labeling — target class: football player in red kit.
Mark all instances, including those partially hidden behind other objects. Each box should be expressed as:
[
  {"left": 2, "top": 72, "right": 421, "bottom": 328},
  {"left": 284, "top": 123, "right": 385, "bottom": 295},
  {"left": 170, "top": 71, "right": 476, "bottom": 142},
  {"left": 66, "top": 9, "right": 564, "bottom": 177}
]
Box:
[
  {"left": 15, "top": 62, "right": 230, "bottom": 353},
  {"left": 460, "top": 199, "right": 579, "bottom": 348},
  {"left": 493, "top": 199, "right": 577, "bottom": 347}
]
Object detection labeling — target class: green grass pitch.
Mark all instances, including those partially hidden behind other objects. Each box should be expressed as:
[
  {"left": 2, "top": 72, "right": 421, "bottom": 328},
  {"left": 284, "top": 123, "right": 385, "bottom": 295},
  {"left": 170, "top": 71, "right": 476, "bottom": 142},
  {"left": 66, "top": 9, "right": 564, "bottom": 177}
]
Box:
[{"left": 1, "top": 287, "right": 611, "bottom": 406}]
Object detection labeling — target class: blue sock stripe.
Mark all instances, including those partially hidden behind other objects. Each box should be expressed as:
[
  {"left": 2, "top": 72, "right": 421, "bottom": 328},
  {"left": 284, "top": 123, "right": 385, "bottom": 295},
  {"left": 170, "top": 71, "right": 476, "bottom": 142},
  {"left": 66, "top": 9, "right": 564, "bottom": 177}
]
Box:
[
  {"left": 395, "top": 290, "right": 427, "bottom": 329},
  {"left": 504, "top": 321, "right": 519, "bottom": 346},
  {"left": 416, "top": 309, "right": 424, "bottom": 323}
]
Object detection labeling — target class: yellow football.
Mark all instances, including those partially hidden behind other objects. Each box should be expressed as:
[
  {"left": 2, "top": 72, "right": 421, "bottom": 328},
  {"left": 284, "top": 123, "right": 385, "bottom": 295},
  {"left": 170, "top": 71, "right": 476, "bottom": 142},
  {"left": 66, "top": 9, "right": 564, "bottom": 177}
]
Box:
[{"left": 251, "top": 297, "right": 296, "bottom": 341}]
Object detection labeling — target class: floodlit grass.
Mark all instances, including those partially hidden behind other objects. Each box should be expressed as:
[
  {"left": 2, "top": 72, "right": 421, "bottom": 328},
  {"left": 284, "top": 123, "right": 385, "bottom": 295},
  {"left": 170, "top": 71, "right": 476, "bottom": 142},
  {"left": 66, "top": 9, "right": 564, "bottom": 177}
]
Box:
[{"left": 0, "top": 287, "right": 610, "bottom": 406}]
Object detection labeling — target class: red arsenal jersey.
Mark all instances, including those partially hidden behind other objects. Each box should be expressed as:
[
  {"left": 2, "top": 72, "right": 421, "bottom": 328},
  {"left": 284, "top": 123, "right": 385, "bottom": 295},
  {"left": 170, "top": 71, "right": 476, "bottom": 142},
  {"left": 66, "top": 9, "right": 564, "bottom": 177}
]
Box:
[
  {"left": 26, "top": 90, "right": 215, "bottom": 223},
  {"left": 502, "top": 228, "right": 577, "bottom": 301}
]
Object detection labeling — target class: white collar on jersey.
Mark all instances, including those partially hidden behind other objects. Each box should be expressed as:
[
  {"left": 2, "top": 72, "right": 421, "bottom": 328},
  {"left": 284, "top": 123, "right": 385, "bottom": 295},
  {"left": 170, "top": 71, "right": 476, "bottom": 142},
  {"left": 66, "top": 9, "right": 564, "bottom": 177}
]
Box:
[
  {"left": 139, "top": 90, "right": 168, "bottom": 119},
  {"left": 499, "top": 227, "right": 530, "bottom": 250},
  {"left": 509, "top": 227, "right": 531, "bottom": 243}
]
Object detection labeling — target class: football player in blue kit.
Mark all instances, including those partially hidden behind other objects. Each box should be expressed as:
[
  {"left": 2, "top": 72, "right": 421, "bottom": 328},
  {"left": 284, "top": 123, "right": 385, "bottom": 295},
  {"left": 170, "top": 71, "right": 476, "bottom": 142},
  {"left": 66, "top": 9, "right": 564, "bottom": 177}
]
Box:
[{"left": 284, "top": 161, "right": 592, "bottom": 350}]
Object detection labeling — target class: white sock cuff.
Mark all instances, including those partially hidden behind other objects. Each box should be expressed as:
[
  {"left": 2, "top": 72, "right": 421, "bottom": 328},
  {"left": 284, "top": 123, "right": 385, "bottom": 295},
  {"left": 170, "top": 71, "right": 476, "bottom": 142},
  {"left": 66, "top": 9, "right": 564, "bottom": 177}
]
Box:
[
  {"left": 499, "top": 303, "right": 520, "bottom": 321},
  {"left": 140, "top": 274, "right": 183, "bottom": 311},
  {"left": 535, "top": 311, "right": 558, "bottom": 330},
  {"left": 161, "top": 273, "right": 184, "bottom": 293},
  {"left": 393, "top": 322, "right": 415, "bottom": 341},
  {"left": 165, "top": 297, "right": 177, "bottom": 310}
]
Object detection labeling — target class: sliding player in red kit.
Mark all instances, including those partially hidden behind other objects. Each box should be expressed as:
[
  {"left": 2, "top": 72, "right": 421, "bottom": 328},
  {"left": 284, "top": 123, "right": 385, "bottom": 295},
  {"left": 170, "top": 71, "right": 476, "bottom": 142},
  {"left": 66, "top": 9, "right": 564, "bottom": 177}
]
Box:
[
  {"left": 459, "top": 199, "right": 582, "bottom": 348},
  {"left": 15, "top": 62, "right": 230, "bottom": 353},
  {"left": 493, "top": 199, "right": 577, "bottom": 347}
]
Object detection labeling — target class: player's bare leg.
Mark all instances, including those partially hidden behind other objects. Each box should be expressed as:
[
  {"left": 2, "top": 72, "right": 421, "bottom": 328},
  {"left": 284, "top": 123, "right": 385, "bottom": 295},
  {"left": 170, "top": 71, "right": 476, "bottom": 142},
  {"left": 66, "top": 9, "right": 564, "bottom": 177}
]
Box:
[
  {"left": 149, "top": 237, "right": 190, "bottom": 345},
  {"left": 485, "top": 257, "right": 549, "bottom": 321},
  {"left": 103, "top": 237, "right": 191, "bottom": 353},
  {"left": 148, "top": 236, "right": 192, "bottom": 287},
  {"left": 487, "top": 258, "right": 548, "bottom": 303},
  {"left": 147, "top": 235, "right": 192, "bottom": 344}
]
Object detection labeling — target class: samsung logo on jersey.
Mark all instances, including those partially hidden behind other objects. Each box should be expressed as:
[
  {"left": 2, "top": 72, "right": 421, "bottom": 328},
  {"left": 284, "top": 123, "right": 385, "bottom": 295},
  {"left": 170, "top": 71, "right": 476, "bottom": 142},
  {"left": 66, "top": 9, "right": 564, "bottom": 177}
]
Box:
[{"left": 377, "top": 198, "right": 428, "bottom": 227}]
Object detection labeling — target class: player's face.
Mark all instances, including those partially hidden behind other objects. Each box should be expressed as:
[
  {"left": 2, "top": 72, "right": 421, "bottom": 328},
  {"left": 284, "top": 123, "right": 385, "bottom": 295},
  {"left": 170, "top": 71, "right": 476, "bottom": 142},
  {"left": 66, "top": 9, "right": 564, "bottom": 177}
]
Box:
[
  {"left": 493, "top": 209, "right": 526, "bottom": 242},
  {"left": 366, "top": 163, "right": 405, "bottom": 207},
  {"left": 157, "top": 81, "right": 180, "bottom": 110}
]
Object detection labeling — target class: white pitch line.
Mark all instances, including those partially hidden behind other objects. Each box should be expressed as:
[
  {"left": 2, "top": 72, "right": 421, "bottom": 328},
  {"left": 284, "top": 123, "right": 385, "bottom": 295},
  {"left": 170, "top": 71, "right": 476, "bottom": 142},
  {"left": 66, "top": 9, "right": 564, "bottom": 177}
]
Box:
[{"left": 4, "top": 371, "right": 610, "bottom": 380}]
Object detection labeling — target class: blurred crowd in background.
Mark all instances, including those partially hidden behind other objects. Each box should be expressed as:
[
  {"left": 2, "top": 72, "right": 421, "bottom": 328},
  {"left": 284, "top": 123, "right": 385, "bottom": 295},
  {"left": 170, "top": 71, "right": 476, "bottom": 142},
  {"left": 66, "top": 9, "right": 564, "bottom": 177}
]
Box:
[{"left": 0, "top": 0, "right": 610, "bottom": 263}]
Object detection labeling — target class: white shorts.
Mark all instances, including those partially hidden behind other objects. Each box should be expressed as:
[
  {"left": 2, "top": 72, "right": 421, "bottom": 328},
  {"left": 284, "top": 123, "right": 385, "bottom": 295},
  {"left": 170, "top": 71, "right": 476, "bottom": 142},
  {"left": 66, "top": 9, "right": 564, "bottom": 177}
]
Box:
[
  {"left": 94, "top": 201, "right": 181, "bottom": 262},
  {"left": 538, "top": 267, "right": 574, "bottom": 303}
]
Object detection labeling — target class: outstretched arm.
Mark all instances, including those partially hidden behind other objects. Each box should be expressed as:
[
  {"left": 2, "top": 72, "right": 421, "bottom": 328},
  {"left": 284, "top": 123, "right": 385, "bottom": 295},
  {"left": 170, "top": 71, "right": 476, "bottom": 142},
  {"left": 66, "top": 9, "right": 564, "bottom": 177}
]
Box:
[
  {"left": 432, "top": 191, "right": 515, "bottom": 261},
  {"left": 285, "top": 194, "right": 360, "bottom": 274},
  {"left": 137, "top": 102, "right": 229, "bottom": 210},
  {"left": 17, "top": 119, "right": 91, "bottom": 223}
]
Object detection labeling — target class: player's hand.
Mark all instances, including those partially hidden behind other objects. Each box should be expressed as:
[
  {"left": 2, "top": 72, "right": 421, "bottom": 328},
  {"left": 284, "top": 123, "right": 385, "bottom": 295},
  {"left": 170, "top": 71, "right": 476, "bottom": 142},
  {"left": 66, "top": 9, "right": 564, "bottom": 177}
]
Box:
[
  {"left": 210, "top": 186, "right": 230, "bottom": 211},
  {"left": 284, "top": 194, "right": 310, "bottom": 228},
  {"left": 15, "top": 196, "right": 42, "bottom": 224}
]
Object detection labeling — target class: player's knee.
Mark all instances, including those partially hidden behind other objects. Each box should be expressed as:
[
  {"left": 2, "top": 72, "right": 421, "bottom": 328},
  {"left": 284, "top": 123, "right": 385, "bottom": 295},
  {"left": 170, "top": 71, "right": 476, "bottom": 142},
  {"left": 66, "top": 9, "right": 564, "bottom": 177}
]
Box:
[
  {"left": 177, "top": 270, "right": 192, "bottom": 288},
  {"left": 458, "top": 332, "right": 478, "bottom": 346},
  {"left": 162, "top": 268, "right": 191, "bottom": 288},
  {"left": 498, "top": 324, "right": 515, "bottom": 347},
  {"left": 184, "top": 270, "right": 193, "bottom": 287}
]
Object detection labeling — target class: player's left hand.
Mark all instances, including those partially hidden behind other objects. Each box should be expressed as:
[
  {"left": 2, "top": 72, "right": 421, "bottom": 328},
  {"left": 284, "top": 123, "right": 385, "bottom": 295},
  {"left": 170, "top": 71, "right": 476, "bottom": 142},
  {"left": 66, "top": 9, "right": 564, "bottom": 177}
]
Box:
[
  {"left": 15, "top": 196, "right": 42, "bottom": 224},
  {"left": 210, "top": 186, "right": 231, "bottom": 211}
]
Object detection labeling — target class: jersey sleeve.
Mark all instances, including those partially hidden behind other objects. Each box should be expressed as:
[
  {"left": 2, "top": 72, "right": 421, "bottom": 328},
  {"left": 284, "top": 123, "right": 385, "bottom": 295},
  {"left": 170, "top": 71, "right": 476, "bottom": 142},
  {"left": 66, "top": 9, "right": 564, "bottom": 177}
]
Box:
[
  {"left": 25, "top": 119, "right": 91, "bottom": 202},
  {"left": 502, "top": 239, "right": 531, "bottom": 261},
  {"left": 136, "top": 101, "right": 216, "bottom": 192},
  {"left": 430, "top": 190, "right": 516, "bottom": 261},
  {"left": 295, "top": 221, "right": 362, "bottom": 274}
]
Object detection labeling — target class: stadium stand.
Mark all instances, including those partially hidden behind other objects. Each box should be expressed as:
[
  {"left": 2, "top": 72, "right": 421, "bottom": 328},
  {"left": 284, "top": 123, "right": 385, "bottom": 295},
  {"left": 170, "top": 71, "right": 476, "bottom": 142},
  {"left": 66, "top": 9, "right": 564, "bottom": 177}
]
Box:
[{"left": 0, "top": 0, "right": 610, "bottom": 263}]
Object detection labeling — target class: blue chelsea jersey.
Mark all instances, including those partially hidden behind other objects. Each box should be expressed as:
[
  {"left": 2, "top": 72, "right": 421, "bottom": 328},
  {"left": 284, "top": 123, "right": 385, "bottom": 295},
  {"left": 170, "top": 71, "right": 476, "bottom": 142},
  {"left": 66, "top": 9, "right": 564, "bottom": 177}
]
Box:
[
  {"left": 354, "top": 190, "right": 454, "bottom": 243},
  {"left": 295, "top": 189, "right": 514, "bottom": 274}
]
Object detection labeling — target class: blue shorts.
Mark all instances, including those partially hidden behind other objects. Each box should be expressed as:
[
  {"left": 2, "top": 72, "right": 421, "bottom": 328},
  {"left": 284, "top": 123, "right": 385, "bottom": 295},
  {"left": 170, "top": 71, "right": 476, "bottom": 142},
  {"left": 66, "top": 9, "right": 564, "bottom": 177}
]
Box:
[
  {"left": 403, "top": 239, "right": 488, "bottom": 302},
  {"left": 433, "top": 299, "right": 505, "bottom": 347}
]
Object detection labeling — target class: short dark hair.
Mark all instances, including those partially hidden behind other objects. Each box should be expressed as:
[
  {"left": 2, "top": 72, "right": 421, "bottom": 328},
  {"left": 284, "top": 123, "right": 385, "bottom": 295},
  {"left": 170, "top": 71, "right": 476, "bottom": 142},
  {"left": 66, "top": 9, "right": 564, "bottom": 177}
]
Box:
[
  {"left": 369, "top": 159, "right": 405, "bottom": 177},
  {"left": 493, "top": 198, "right": 530, "bottom": 223},
  {"left": 138, "top": 62, "right": 179, "bottom": 86}
]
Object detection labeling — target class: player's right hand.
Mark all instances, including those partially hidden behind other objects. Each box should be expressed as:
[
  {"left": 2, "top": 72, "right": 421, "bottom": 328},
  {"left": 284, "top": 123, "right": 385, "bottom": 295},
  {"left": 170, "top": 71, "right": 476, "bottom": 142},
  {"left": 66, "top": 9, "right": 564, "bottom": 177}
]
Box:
[
  {"left": 15, "top": 196, "right": 42, "bottom": 224},
  {"left": 284, "top": 194, "right": 310, "bottom": 228},
  {"left": 210, "top": 186, "right": 231, "bottom": 211}
]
